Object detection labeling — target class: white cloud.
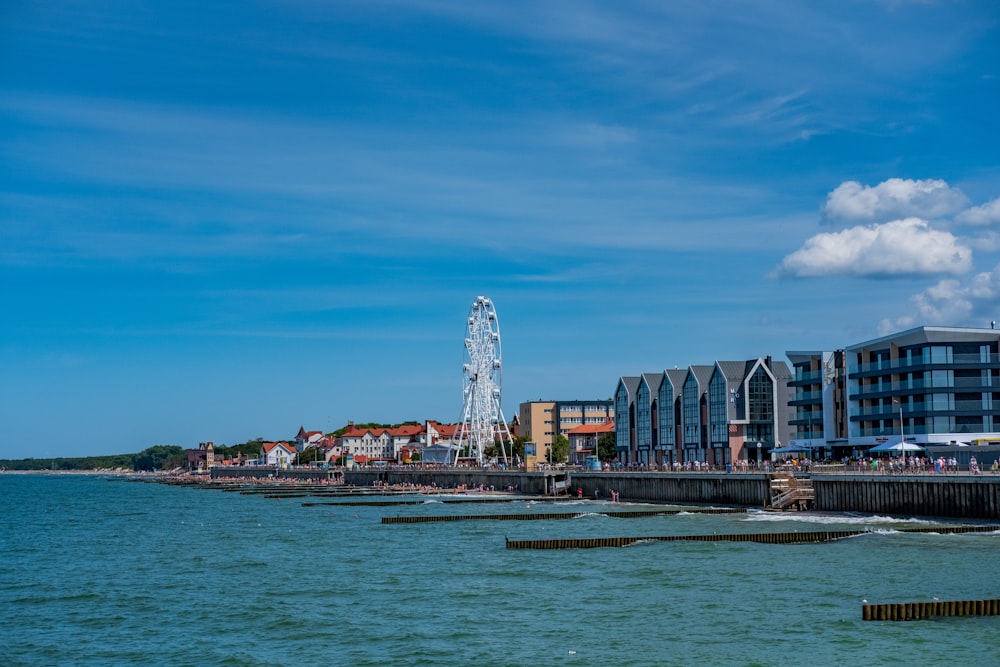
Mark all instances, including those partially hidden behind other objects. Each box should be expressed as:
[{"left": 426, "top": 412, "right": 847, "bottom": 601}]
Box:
[
  {"left": 956, "top": 197, "right": 1000, "bottom": 226},
  {"left": 778, "top": 218, "right": 972, "bottom": 278},
  {"left": 879, "top": 265, "right": 1000, "bottom": 333},
  {"left": 821, "top": 178, "right": 969, "bottom": 225}
]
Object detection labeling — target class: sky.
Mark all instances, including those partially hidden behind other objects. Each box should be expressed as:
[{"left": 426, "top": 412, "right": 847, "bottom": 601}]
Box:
[{"left": 2, "top": 1, "right": 999, "bottom": 458}]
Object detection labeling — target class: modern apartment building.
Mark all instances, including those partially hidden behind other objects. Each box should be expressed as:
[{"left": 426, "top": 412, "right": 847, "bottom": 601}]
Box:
[
  {"left": 785, "top": 350, "right": 849, "bottom": 457},
  {"left": 781, "top": 326, "right": 1000, "bottom": 461},
  {"left": 845, "top": 326, "right": 1000, "bottom": 449},
  {"left": 519, "top": 399, "right": 614, "bottom": 460}
]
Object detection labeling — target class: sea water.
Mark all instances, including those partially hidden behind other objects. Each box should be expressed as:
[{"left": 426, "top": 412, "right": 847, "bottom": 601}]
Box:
[{"left": 2, "top": 474, "right": 999, "bottom": 666}]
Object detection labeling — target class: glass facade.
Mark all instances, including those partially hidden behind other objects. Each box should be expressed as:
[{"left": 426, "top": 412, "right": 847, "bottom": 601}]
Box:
[
  {"left": 658, "top": 382, "right": 675, "bottom": 447},
  {"left": 745, "top": 366, "right": 775, "bottom": 445},
  {"left": 850, "top": 334, "right": 1000, "bottom": 440},
  {"left": 682, "top": 376, "right": 701, "bottom": 453},
  {"left": 636, "top": 380, "right": 651, "bottom": 452},
  {"left": 708, "top": 368, "right": 729, "bottom": 445},
  {"left": 615, "top": 381, "right": 631, "bottom": 455}
]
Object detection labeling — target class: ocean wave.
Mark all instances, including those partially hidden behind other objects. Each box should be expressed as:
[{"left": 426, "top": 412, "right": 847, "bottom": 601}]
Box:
[{"left": 741, "top": 511, "right": 940, "bottom": 526}]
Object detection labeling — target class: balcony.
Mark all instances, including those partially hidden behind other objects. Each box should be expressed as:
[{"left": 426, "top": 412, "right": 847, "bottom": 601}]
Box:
[
  {"left": 793, "top": 369, "right": 823, "bottom": 383},
  {"left": 851, "top": 352, "right": 1000, "bottom": 375}
]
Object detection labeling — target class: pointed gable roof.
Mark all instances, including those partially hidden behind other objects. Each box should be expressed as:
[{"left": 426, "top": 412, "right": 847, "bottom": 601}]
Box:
[
  {"left": 662, "top": 369, "right": 687, "bottom": 392},
  {"left": 617, "top": 376, "right": 641, "bottom": 400},
  {"left": 262, "top": 441, "right": 295, "bottom": 454},
  {"left": 715, "top": 360, "right": 749, "bottom": 383},
  {"left": 641, "top": 372, "right": 664, "bottom": 395},
  {"left": 687, "top": 365, "right": 714, "bottom": 390}
]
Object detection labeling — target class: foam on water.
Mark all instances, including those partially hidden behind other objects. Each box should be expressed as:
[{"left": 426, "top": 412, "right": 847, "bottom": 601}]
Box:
[{"left": 741, "top": 510, "right": 941, "bottom": 526}]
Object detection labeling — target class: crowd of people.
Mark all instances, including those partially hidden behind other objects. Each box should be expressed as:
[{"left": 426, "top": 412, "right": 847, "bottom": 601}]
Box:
[{"left": 846, "top": 455, "right": 998, "bottom": 474}]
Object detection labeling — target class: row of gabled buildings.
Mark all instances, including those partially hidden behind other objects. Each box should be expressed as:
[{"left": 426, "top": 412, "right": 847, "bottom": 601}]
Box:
[
  {"left": 614, "top": 325, "right": 1000, "bottom": 466},
  {"left": 614, "top": 356, "right": 791, "bottom": 467}
]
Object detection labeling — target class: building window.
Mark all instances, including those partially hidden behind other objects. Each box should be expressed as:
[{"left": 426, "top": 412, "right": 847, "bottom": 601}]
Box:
[{"left": 930, "top": 346, "right": 953, "bottom": 364}]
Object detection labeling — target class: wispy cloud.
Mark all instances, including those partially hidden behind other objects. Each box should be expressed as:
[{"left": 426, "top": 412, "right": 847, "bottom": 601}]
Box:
[
  {"left": 956, "top": 197, "right": 1000, "bottom": 226},
  {"left": 879, "top": 263, "right": 1000, "bottom": 334}
]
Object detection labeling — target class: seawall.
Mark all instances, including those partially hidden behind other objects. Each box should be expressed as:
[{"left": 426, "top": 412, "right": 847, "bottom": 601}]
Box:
[
  {"left": 209, "top": 467, "right": 1000, "bottom": 519},
  {"left": 813, "top": 474, "right": 1000, "bottom": 519},
  {"left": 344, "top": 469, "right": 552, "bottom": 495}
]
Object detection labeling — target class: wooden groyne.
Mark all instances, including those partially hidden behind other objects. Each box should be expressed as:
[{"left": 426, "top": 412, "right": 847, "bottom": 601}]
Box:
[
  {"left": 863, "top": 599, "right": 1000, "bottom": 621},
  {"left": 382, "top": 508, "right": 746, "bottom": 524},
  {"left": 302, "top": 496, "right": 573, "bottom": 507},
  {"left": 504, "top": 524, "right": 999, "bottom": 550},
  {"left": 505, "top": 530, "right": 865, "bottom": 549}
]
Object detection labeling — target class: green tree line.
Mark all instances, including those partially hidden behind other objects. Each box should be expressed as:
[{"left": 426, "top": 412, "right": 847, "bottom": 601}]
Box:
[{"left": 0, "top": 444, "right": 186, "bottom": 472}]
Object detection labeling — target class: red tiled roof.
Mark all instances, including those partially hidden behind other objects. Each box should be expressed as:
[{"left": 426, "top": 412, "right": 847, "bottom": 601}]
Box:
[
  {"left": 566, "top": 420, "right": 615, "bottom": 435},
  {"left": 262, "top": 441, "right": 295, "bottom": 453}
]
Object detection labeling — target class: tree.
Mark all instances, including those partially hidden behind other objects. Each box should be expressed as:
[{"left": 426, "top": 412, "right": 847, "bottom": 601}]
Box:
[
  {"left": 598, "top": 432, "right": 617, "bottom": 462},
  {"left": 508, "top": 436, "right": 528, "bottom": 461},
  {"left": 133, "top": 445, "right": 185, "bottom": 471},
  {"left": 550, "top": 435, "right": 569, "bottom": 463}
]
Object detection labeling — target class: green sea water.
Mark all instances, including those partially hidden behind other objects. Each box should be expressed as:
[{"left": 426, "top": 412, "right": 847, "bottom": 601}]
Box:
[{"left": 2, "top": 473, "right": 999, "bottom": 666}]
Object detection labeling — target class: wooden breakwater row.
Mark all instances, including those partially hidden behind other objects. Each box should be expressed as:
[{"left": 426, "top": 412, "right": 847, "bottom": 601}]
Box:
[
  {"left": 382, "top": 508, "right": 746, "bottom": 524},
  {"left": 505, "top": 530, "right": 865, "bottom": 549},
  {"left": 210, "top": 467, "right": 336, "bottom": 482},
  {"left": 504, "top": 524, "right": 999, "bottom": 550},
  {"left": 863, "top": 598, "right": 1000, "bottom": 621},
  {"left": 302, "top": 497, "right": 573, "bottom": 507}
]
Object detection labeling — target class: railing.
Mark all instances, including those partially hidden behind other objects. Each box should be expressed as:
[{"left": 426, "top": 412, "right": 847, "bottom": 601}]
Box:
[
  {"left": 851, "top": 353, "right": 998, "bottom": 374},
  {"left": 768, "top": 475, "right": 815, "bottom": 510}
]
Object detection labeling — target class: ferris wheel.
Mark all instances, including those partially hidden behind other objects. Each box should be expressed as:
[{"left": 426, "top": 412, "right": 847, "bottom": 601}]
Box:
[{"left": 455, "top": 295, "right": 512, "bottom": 464}]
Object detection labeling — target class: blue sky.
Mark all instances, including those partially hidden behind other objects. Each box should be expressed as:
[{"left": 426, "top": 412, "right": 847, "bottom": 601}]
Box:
[{"left": 2, "top": 1, "right": 999, "bottom": 458}]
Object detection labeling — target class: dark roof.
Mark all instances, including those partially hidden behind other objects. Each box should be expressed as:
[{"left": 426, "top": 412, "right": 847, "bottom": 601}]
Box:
[{"left": 617, "top": 376, "right": 642, "bottom": 399}]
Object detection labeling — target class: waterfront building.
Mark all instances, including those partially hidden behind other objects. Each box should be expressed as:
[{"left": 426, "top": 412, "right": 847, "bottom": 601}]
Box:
[
  {"left": 615, "top": 359, "right": 791, "bottom": 466},
  {"left": 294, "top": 427, "right": 325, "bottom": 453},
  {"left": 657, "top": 370, "right": 687, "bottom": 465},
  {"left": 681, "top": 365, "right": 714, "bottom": 463},
  {"left": 785, "top": 350, "right": 849, "bottom": 458},
  {"left": 260, "top": 441, "right": 295, "bottom": 467},
  {"left": 338, "top": 427, "right": 394, "bottom": 461},
  {"left": 613, "top": 377, "right": 641, "bottom": 463},
  {"left": 519, "top": 399, "right": 614, "bottom": 461},
  {"left": 846, "top": 326, "right": 1000, "bottom": 450},
  {"left": 706, "top": 358, "right": 793, "bottom": 465},
  {"left": 185, "top": 441, "right": 216, "bottom": 471},
  {"left": 566, "top": 419, "right": 615, "bottom": 465}
]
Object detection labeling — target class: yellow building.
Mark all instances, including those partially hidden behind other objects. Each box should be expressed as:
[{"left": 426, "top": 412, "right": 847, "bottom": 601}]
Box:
[{"left": 518, "top": 400, "right": 613, "bottom": 462}]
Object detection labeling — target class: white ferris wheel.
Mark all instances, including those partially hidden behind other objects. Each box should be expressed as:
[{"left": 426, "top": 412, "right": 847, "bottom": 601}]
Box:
[{"left": 454, "top": 295, "right": 512, "bottom": 464}]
